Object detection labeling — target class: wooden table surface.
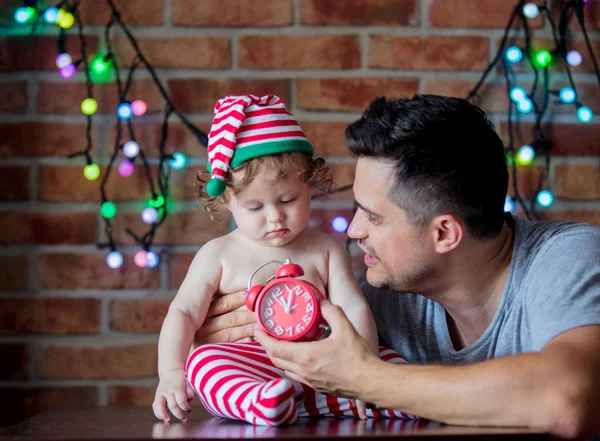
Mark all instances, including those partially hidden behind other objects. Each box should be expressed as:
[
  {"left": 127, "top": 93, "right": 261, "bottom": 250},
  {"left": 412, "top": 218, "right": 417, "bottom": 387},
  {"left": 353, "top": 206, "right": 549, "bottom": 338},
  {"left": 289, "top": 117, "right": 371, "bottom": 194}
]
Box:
[{"left": 0, "top": 406, "right": 548, "bottom": 440}]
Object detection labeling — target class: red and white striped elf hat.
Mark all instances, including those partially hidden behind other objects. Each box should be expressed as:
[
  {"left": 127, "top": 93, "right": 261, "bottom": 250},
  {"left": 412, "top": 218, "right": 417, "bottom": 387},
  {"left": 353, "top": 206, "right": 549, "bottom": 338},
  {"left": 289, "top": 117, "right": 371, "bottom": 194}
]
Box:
[{"left": 205, "top": 94, "right": 314, "bottom": 197}]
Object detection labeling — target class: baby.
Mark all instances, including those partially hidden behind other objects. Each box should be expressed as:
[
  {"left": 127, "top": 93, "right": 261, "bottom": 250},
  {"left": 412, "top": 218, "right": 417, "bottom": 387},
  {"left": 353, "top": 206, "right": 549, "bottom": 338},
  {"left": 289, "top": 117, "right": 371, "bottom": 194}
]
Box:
[{"left": 152, "top": 94, "right": 415, "bottom": 426}]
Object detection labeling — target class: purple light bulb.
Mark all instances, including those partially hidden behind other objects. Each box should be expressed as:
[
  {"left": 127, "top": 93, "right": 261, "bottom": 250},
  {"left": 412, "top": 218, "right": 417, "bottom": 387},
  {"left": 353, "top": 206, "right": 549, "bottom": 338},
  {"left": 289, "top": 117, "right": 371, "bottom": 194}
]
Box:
[
  {"left": 118, "top": 160, "right": 135, "bottom": 177},
  {"left": 60, "top": 64, "right": 76, "bottom": 79}
]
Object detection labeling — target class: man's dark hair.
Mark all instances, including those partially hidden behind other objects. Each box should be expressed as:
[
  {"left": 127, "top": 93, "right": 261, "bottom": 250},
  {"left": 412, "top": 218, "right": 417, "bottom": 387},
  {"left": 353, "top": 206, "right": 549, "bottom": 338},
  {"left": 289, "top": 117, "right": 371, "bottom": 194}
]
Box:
[{"left": 344, "top": 94, "right": 509, "bottom": 240}]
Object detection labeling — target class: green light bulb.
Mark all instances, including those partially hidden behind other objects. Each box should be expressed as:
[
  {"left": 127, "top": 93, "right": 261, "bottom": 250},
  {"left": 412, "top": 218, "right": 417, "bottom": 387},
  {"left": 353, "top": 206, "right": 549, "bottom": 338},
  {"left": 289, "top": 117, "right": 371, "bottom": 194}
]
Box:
[
  {"left": 148, "top": 195, "right": 165, "bottom": 208},
  {"left": 534, "top": 50, "right": 552, "bottom": 68},
  {"left": 101, "top": 201, "right": 117, "bottom": 219},
  {"left": 91, "top": 57, "right": 108, "bottom": 74},
  {"left": 81, "top": 98, "right": 98, "bottom": 115},
  {"left": 84, "top": 164, "right": 100, "bottom": 181}
]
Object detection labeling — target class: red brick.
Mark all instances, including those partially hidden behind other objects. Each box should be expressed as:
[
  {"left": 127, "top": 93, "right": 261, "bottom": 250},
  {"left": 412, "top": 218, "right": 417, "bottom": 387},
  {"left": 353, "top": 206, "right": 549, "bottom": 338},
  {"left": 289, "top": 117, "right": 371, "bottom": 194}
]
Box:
[
  {"left": 507, "top": 165, "right": 545, "bottom": 200},
  {"left": 499, "top": 122, "right": 600, "bottom": 156},
  {"left": 0, "top": 167, "right": 29, "bottom": 201},
  {"left": 38, "top": 344, "right": 157, "bottom": 379},
  {"left": 430, "top": 0, "right": 543, "bottom": 28},
  {"left": 0, "top": 81, "right": 27, "bottom": 111},
  {"left": 37, "top": 80, "right": 162, "bottom": 114},
  {"left": 297, "top": 78, "right": 419, "bottom": 111},
  {"left": 540, "top": 210, "right": 600, "bottom": 227},
  {"left": 105, "top": 121, "right": 211, "bottom": 157},
  {"left": 300, "top": 121, "right": 354, "bottom": 157},
  {"left": 110, "top": 299, "right": 170, "bottom": 333},
  {"left": 552, "top": 1, "right": 600, "bottom": 32},
  {"left": 168, "top": 253, "right": 195, "bottom": 288},
  {"left": 0, "top": 298, "right": 101, "bottom": 335},
  {"left": 0, "top": 387, "right": 97, "bottom": 427},
  {"left": 172, "top": 0, "right": 292, "bottom": 26},
  {"left": 113, "top": 211, "right": 229, "bottom": 246},
  {"left": 239, "top": 36, "right": 360, "bottom": 69},
  {"left": 553, "top": 165, "right": 600, "bottom": 200},
  {"left": 328, "top": 163, "right": 356, "bottom": 201},
  {"left": 0, "top": 343, "right": 28, "bottom": 380},
  {"left": 107, "top": 386, "right": 155, "bottom": 406},
  {"left": 168, "top": 78, "right": 291, "bottom": 113},
  {"left": 0, "top": 123, "right": 89, "bottom": 158},
  {"left": 300, "top": 0, "right": 417, "bottom": 25},
  {"left": 38, "top": 253, "right": 160, "bottom": 290},
  {"left": 0, "top": 256, "right": 28, "bottom": 291},
  {"left": 114, "top": 36, "right": 230, "bottom": 69},
  {"left": 0, "top": 213, "right": 96, "bottom": 245},
  {"left": 77, "top": 0, "right": 164, "bottom": 26},
  {"left": 0, "top": 35, "right": 99, "bottom": 71},
  {"left": 424, "top": 80, "right": 509, "bottom": 114},
  {"left": 39, "top": 165, "right": 173, "bottom": 202},
  {"left": 370, "top": 36, "right": 489, "bottom": 71}
]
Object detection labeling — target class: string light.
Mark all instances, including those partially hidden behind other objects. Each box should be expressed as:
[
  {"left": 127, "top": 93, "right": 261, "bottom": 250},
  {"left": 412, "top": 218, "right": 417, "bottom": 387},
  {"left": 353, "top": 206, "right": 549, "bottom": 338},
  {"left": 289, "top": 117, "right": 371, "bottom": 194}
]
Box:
[
  {"left": 467, "top": 0, "right": 600, "bottom": 220},
  {"left": 332, "top": 216, "right": 349, "bottom": 233}
]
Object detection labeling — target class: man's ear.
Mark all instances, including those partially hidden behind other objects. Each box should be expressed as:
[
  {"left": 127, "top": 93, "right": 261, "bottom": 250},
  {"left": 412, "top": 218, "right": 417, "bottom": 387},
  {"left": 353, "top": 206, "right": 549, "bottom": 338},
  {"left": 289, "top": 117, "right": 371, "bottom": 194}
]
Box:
[{"left": 430, "top": 214, "right": 463, "bottom": 254}]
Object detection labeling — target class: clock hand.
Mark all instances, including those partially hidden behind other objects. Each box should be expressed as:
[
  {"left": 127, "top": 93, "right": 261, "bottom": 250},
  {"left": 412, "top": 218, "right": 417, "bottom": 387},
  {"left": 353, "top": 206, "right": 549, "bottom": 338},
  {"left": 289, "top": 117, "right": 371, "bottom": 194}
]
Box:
[
  {"left": 275, "top": 295, "right": 290, "bottom": 314},
  {"left": 285, "top": 285, "right": 293, "bottom": 313}
]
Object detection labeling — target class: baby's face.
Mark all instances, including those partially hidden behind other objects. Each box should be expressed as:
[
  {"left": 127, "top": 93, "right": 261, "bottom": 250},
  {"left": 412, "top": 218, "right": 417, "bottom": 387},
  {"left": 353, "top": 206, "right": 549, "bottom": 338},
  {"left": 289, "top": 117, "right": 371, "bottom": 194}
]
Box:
[{"left": 227, "top": 166, "right": 312, "bottom": 247}]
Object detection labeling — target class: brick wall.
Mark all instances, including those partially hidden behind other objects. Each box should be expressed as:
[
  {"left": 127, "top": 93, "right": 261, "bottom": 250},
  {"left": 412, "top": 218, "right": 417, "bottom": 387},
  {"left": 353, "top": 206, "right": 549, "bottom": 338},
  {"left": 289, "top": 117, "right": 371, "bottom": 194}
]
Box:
[{"left": 1, "top": 0, "right": 599, "bottom": 426}]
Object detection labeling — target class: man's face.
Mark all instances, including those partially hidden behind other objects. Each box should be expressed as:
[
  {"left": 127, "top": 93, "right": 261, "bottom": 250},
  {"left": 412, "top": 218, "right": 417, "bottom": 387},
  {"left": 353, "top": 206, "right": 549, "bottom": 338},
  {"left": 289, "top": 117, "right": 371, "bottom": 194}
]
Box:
[{"left": 347, "top": 157, "right": 436, "bottom": 292}]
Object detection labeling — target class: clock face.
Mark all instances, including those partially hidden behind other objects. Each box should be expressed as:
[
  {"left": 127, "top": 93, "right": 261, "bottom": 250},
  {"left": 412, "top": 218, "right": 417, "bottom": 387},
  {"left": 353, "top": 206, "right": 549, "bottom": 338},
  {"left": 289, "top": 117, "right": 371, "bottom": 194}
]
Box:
[{"left": 258, "top": 280, "right": 316, "bottom": 340}]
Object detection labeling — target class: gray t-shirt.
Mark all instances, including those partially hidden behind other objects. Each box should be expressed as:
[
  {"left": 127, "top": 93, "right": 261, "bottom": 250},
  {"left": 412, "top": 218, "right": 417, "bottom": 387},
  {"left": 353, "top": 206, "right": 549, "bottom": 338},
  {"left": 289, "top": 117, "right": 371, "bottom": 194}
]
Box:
[{"left": 363, "top": 213, "right": 600, "bottom": 365}]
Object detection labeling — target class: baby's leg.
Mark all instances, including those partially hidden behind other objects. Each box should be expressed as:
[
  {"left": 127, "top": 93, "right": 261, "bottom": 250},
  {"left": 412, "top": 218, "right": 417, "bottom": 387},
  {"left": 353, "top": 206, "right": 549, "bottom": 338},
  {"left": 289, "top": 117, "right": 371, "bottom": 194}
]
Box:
[
  {"left": 186, "top": 342, "right": 299, "bottom": 426},
  {"left": 296, "top": 347, "right": 419, "bottom": 420}
]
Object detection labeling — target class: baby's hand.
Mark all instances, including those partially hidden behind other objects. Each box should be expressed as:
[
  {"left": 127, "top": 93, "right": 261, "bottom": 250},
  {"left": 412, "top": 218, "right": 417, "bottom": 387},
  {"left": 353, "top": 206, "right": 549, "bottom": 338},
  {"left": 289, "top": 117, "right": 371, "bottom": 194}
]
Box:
[
  {"left": 351, "top": 399, "right": 368, "bottom": 420},
  {"left": 153, "top": 369, "right": 195, "bottom": 423}
]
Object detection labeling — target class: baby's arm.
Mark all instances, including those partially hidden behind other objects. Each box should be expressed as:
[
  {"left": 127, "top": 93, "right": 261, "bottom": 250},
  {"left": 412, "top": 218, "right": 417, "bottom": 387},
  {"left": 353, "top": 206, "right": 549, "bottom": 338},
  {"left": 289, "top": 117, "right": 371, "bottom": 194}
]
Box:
[
  {"left": 153, "top": 239, "right": 223, "bottom": 422},
  {"left": 325, "top": 238, "right": 379, "bottom": 357}
]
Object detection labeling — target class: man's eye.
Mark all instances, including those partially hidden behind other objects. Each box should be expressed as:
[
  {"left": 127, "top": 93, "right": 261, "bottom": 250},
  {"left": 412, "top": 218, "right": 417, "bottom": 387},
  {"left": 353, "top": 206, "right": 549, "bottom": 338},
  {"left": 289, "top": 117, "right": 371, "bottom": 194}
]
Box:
[
  {"left": 248, "top": 206, "right": 262, "bottom": 212},
  {"left": 281, "top": 197, "right": 297, "bottom": 204}
]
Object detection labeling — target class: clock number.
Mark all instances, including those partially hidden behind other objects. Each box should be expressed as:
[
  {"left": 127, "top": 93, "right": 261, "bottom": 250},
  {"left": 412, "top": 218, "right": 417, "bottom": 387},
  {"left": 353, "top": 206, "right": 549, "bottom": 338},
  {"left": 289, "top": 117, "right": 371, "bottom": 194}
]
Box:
[
  {"left": 296, "top": 324, "right": 305, "bottom": 333},
  {"left": 302, "top": 314, "right": 311, "bottom": 324},
  {"left": 264, "top": 307, "right": 274, "bottom": 317},
  {"left": 294, "top": 286, "right": 303, "bottom": 295},
  {"left": 271, "top": 286, "right": 283, "bottom": 297},
  {"left": 266, "top": 319, "right": 274, "bottom": 328},
  {"left": 266, "top": 297, "right": 274, "bottom": 307},
  {"left": 302, "top": 292, "right": 311, "bottom": 303},
  {"left": 274, "top": 325, "right": 284, "bottom": 336},
  {"left": 306, "top": 303, "right": 313, "bottom": 313},
  {"left": 286, "top": 326, "right": 293, "bottom": 336}
]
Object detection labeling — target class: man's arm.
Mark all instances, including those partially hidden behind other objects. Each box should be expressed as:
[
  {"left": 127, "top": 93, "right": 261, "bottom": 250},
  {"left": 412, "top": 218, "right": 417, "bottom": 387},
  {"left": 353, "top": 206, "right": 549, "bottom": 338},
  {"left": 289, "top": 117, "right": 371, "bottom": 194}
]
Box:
[{"left": 255, "top": 302, "right": 600, "bottom": 440}]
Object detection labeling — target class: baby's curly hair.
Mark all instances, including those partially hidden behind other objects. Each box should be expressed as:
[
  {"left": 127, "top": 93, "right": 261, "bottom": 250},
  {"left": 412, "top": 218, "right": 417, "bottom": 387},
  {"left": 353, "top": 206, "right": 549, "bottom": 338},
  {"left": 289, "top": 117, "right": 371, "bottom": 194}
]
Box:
[{"left": 195, "top": 152, "right": 333, "bottom": 221}]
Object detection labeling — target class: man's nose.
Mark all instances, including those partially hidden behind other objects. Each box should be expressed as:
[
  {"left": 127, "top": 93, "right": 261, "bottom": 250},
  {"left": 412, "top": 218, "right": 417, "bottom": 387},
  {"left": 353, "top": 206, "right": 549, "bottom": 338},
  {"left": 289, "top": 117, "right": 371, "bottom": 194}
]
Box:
[{"left": 347, "top": 212, "right": 365, "bottom": 239}]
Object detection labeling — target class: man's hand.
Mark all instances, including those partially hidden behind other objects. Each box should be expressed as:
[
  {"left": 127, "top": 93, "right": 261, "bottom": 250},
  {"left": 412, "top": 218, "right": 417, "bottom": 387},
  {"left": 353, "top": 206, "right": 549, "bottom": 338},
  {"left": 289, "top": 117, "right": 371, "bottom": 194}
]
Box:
[
  {"left": 253, "top": 299, "right": 380, "bottom": 399},
  {"left": 193, "top": 291, "right": 256, "bottom": 345}
]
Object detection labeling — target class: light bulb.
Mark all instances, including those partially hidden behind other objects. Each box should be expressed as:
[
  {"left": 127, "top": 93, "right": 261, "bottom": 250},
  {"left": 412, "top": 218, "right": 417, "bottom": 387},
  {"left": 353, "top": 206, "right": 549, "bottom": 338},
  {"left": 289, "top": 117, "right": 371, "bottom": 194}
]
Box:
[
  {"left": 332, "top": 216, "right": 349, "bottom": 233},
  {"left": 56, "top": 53, "right": 72, "bottom": 69},
  {"left": 523, "top": 2, "right": 539, "bottom": 19},
  {"left": 146, "top": 251, "right": 159, "bottom": 268},
  {"left": 537, "top": 190, "right": 553, "bottom": 208},
  {"left": 44, "top": 7, "right": 59, "bottom": 23},
  {"left": 122, "top": 141, "right": 140, "bottom": 158},
  {"left": 106, "top": 251, "right": 123, "bottom": 269},
  {"left": 142, "top": 207, "right": 158, "bottom": 224},
  {"left": 57, "top": 10, "right": 74, "bottom": 28},
  {"left": 510, "top": 87, "right": 526, "bottom": 103},
  {"left": 566, "top": 50, "right": 582, "bottom": 67},
  {"left": 577, "top": 106, "right": 592, "bottom": 123},
  {"left": 504, "top": 196, "right": 515, "bottom": 213},
  {"left": 117, "top": 103, "right": 132, "bottom": 120},
  {"left": 505, "top": 47, "right": 522, "bottom": 63},
  {"left": 170, "top": 152, "right": 187, "bottom": 170},
  {"left": 101, "top": 201, "right": 117, "bottom": 219},
  {"left": 534, "top": 50, "right": 552, "bottom": 68},
  {"left": 15, "top": 7, "right": 35, "bottom": 23},
  {"left": 118, "top": 160, "right": 135, "bottom": 177},
  {"left": 60, "top": 64, "right": 76, "bottom": 79},
  {"left": 559, "top": 87, "right": 576, "bottom": 104},
  {"left": 83, "top": 164, "right": 100, "bottom": 181},
  {"left": 81, "top": 98, "right": 98, "bottom": 115},
  {"left": 134, "top": 250, "right": 148, "bottom": 268},
  {"left": 131, "top": 100, "right": 147, "bottom": 116},
  {"left": 517, "top": 98, "right": 533, "bottom": 113},
  {"left": 516, "top": 145, "right": 535, "bottom": 166}
]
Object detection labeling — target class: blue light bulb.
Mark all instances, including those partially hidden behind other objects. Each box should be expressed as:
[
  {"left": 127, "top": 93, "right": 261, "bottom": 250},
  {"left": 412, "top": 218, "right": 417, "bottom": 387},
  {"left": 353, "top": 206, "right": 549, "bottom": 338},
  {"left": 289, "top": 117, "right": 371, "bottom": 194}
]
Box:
[
  {"left": 517, "top": 98, "right": 533, "bottom": 113},
  {"left": 44, "top": 7, "right": 59, "bottom": 23},
  {"left": 577, "top": 106, "right": 592, "bottom": 123},
  {"left": 332, "top": 216, "right": 349, "bottom": 233},
  {"left": 117, "top": 103, "right": 132, "bottom": 120},
  {"left": 523, "top": 3, "right": 539, "bottom": 18},
  {"left": 106, "top": 251, "right": 123, "bottom": 269},
  {"left": 559, "top": 87, "right": 576, "bottom": 104},
  {"left": 537, "top": 190, "right": 553, "bottom": 208},
  {"left": 504, "top": 196, "right": 515, "bottom": 213},
  {"left": 170, "top": 152, "right": 187, "bottom": 170},
  {"left": 510, "top": 87, "right": 526, "bottom": 103},
  {"left": 146, "top": 251, "right": 159, "bottom": 268},
  {"left": 505, "top": 47, "right": 522, "bottom": 63}
]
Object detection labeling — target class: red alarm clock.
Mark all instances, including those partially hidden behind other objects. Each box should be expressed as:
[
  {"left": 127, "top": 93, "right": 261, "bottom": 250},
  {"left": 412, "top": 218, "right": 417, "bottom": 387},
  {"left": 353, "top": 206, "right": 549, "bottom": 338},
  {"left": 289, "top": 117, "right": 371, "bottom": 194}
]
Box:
[{"left": 244, "top": 258, "right": 330, "bottom": 342}]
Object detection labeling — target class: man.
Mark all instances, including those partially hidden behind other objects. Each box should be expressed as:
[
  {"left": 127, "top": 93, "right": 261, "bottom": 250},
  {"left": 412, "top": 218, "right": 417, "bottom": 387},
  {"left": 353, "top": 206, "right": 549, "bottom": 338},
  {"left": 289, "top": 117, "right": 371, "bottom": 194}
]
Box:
[{"left": 195, "top": 95, "right": 600, "bottom": 439}]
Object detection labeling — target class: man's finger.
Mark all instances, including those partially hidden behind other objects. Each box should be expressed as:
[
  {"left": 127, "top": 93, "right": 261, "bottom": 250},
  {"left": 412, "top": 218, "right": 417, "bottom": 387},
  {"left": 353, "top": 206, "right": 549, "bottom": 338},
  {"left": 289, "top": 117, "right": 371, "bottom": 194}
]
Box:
[
  {"left": 201, "top": 310, "right": 256, "bottom": 335},
  {"left": 206, "top": 291, "right": 246, "bottom": 318}
]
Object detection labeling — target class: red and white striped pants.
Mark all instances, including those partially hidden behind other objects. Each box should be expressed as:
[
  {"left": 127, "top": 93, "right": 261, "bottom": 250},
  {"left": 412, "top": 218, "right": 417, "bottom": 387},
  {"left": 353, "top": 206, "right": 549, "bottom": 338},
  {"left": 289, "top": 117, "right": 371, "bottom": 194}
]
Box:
[{"left": 186, "top": 342, "right": 418, "bottom": 426}]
